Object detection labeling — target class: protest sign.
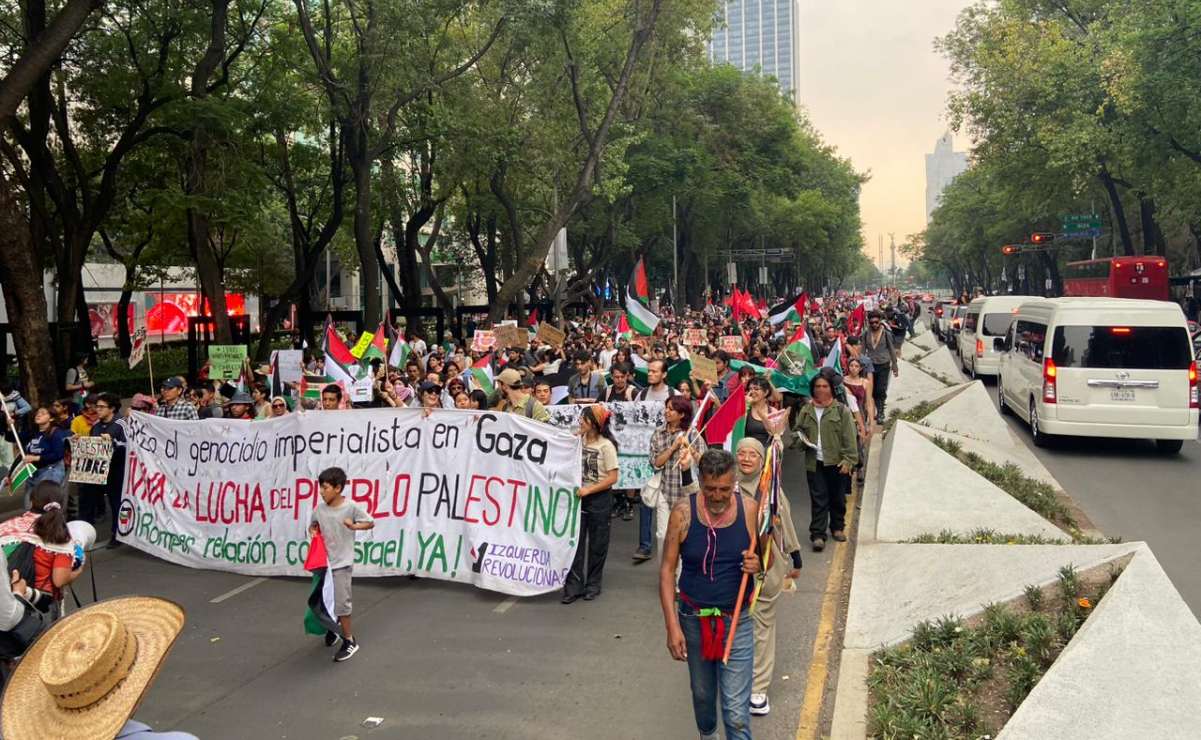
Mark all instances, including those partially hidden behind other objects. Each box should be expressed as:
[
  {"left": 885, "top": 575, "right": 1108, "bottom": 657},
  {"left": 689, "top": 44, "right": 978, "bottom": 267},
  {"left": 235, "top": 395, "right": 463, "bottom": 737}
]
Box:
[
  {"left": 545, "top": 401, "right": 664, "bottom": 490},
  {"left": 472, "top": 330, "right": 496, "bottom": 352},
  {"left": 349, "top": 331, "right": 375, "bottom": 359},
  {"left": 683, "top": 328, "right": 707, "bottom": 346},
  {"left": 719, "top": 335, "right": 743, "bottom": 353},
  {"left": 209, "top": 345, "right": 247, "bottom": 380},
  {"left": 116, "top": 409, "right": 582, "bottom": 596},
  {"left": 535, "top": 322, "right": 566, "bottom": 348},
  {"left": 690, "top": 355, "right": 718, "bottom": 384},
  {"left": 129, "top": 328, "right": 147, "bottom": 369},
  {"left": 68, "top": 436, "right": 114, "bottom": 484},
  {"left": 495, "top": 324, "right": 527, "bottom": 349},
  {"left": 271, "top": 350, "right": 304, "bottom": 385}
]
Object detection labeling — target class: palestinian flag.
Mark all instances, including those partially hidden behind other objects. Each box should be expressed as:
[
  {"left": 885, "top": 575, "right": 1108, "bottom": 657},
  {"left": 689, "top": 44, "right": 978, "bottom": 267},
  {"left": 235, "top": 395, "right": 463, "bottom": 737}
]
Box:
[
  {"left": 361, "top": 322, "right": 388, "bottom": 363},
  {"left": 469, "top": 354, "right": 495, "bottom": 395},
  {"left": 299, "top": 374, "right": 335, "bottom": 401},
  {"left": 665, "top": 359, "right": 692, "bottom": 389},
  {"left": 704, "top": 384, "right": 748, "bottom": 451},
  {"left": 769, "top": 291, "right": 809, "bottom": 326},
  {"left": 323, "top": 318, "right": 361, "bottom": 386},
  {"left": 303, "top": 532, "right": 341, "bottom": 639},
  {"left": 625, "top": 257, "right": 660, "bottom": 336},
  {"left": 7, "top": 460, "right": 35, "bottom": 493},
  {"left": 777, "top": 324, "right": 815, "bottom": 374},
  {"left": 692, "top": 390, "right": 719, "bottom": 431},
  {"left": 383, "top": 316, "right": 407, "bottom": 368},
  {"left": 847, "top": 303, "right": 867, "bottom": 337},
  {"left": 728, "top": 359, "right": 816, "bottom": 397},
  {"left": 823, "top": 336, "right": 844, "bottom": 372},
  {"left": 269, "top": 352, "right": 285, "bottom": 398},
  {"left": 616, "top": 314, "right": 632, "bottom": 342}
]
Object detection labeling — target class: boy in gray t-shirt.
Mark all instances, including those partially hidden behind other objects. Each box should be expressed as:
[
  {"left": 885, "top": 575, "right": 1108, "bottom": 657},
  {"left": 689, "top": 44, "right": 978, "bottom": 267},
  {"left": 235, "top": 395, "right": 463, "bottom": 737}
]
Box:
[{"left": 308, "top": 466, "right": 374, "bottom": 662}]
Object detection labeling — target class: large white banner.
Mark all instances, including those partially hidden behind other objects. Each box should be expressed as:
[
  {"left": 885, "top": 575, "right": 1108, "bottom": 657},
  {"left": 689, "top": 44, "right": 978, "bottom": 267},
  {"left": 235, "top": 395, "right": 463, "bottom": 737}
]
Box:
[
  {"left": 116, "top": 409, "right": 582, "bottom": 596},
  {"left": 544, "top": 401, "right": 663, "bottom": 490}
]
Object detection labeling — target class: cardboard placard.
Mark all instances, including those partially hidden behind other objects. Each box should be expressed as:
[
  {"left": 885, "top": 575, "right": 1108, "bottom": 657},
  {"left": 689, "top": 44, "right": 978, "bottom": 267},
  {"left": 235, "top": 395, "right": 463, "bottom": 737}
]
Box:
[
  {"left": 690, "top": 355, "right": 718, "bottom": 384},
  {"left": 209, "top": 345, "right": 247, "bottom": 380},
  {"left": 471, "top": 330, "right": 496, "bottom": 352},
  {"left": 719, "top": 335, "right": 744, "bottom": 353},
  {"left": 68, "top": 436, "right": 114, "bottom": 484},
  {"left": 536, "top": 322, "right": 566, "bottom": 348},
  {"left": 495, "top": 324, "right": 528, "bottom": 349},
  {"left": 683, "top": 328, "right": 707, "bottom": 346}
]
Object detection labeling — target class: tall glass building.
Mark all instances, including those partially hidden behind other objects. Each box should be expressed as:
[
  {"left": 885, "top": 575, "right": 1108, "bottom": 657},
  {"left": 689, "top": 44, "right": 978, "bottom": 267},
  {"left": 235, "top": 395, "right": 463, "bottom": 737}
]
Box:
[{"left": 708, "top": 1, "right": 799, "bottom": 99}]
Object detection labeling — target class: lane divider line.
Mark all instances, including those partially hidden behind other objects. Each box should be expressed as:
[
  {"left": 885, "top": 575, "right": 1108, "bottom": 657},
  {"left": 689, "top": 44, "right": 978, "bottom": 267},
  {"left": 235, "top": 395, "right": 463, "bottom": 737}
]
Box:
[
  {"left": 795, "top": 482, "right": 859, "bottom": 740},
  {"left": 210, "top": 577, "right": 268, "bottom": 604},
  {"left": 493, "top": 596, "right": 519, "bottom": 614}
]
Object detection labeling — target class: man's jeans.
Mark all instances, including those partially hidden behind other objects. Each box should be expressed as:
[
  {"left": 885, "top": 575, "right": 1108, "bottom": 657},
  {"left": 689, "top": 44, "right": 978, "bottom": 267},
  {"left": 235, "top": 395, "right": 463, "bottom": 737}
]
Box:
[
  {"left": 679, "top": 604, "right": 754, "bottom": 740},
  {"left": 638, "top": 500, "right": 654, "bottom": 553}
]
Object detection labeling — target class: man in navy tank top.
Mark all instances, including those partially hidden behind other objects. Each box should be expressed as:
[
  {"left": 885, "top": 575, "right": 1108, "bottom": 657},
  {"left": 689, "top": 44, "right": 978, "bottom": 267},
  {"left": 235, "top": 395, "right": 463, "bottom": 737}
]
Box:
[{"left": 659, "top": 449, "right": 761, "bottom": 740}]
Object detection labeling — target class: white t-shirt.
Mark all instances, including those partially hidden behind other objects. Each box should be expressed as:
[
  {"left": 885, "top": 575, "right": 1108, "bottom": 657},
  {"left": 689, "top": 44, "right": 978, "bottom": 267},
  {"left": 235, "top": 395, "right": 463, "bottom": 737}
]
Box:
[
  {"left": 813, "top": 406, "right": 826, "bottom": 462},
  {"left": 599, "top": 348, "right": 617, "bottom": 371}
]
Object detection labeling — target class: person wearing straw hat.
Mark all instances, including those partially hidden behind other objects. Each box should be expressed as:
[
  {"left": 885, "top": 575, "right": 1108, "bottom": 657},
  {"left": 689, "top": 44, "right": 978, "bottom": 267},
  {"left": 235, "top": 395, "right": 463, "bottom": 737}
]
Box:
[
  {"left": 561, "top": 404, "right": 618, "bottom": 604},
  {"left": 0, "top": 595, "right": 194, "bottom": 740}
]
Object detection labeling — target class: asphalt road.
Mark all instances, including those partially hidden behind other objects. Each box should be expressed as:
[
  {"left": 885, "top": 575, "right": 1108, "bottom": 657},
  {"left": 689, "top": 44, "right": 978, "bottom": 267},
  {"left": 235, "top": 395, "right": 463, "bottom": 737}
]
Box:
[
  {"left": 68, "top": 448, "right": 836, "bottom": 739},
  {"left": 979, "top": 378, "right": 1201, "bottom": 617}
]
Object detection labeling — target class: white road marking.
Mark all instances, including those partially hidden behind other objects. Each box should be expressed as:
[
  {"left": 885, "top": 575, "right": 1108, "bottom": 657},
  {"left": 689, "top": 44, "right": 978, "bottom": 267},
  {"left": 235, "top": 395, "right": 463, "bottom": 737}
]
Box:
[
  {"left": 493, "top": 596, "right": 519, "bottom": 614},
  {"left": 210, "top": 577, "right": 268, "bottom": 604}
]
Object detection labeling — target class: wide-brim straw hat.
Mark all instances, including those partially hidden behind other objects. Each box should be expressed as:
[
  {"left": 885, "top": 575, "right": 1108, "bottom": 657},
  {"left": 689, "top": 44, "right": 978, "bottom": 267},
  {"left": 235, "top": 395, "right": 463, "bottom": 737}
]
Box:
[{"left": 1, "top": 596, "right": 185, "bottom": 740}]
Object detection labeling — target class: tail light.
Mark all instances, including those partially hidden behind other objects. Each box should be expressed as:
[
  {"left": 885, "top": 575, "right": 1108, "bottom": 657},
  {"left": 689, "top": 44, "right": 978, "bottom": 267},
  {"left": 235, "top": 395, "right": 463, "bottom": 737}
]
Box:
[
  {"left": 976, "top": 338, "right": 985, "bottom": 358},
  {"left": 935, "top": 306, "right": 944, "bottom": 318},
  {"left": 1190, "top": 361, "right": 1198, "bottom": 410},
  {"left": 1042, "top": 358, "right": 1057, "bottom": 404}
]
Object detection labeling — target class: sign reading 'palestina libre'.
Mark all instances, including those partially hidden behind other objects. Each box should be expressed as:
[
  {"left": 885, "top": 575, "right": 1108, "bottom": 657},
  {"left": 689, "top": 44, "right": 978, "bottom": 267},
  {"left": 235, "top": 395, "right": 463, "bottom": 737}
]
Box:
[{"left": 116, "top": 409, "right": 582, "bottom": 597}]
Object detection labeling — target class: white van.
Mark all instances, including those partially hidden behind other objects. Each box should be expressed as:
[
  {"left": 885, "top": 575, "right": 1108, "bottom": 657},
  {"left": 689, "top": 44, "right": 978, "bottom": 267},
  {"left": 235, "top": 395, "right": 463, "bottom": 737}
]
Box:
[
  {"left": 996, "top": 298, "right": 1198, "bottom": 453},
  {"left": 957, "top": 295, "right": 1036, "bottom": 378}
]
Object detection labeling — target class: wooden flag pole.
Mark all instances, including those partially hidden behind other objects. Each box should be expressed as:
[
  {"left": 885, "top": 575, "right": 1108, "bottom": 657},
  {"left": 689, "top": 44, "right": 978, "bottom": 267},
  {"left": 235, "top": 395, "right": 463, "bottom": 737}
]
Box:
[{"left": 146, "top": 340, "right": 156, "bottom": 394}]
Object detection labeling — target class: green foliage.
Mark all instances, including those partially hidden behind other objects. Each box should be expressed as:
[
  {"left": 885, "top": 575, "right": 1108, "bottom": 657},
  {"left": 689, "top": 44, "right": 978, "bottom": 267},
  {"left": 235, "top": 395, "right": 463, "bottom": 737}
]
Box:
[{"left": 869, "top": 562, "right": 1124, "bottom": 738}]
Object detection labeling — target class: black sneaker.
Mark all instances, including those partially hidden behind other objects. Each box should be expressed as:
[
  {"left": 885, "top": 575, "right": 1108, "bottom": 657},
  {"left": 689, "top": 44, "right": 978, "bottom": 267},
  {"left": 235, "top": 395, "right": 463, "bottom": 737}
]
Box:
[
  {"left": 334, "top": 638, "right": 359, "bottom": 662},
  {"left": 324, "top": 630, "right": 340, "bottom": 647}
]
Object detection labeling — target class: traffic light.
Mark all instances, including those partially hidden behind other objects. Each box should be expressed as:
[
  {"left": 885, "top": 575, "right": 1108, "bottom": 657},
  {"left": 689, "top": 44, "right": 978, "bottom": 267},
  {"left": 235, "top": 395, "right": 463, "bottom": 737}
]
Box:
[
  {"left": 1001, "top": 244, "right": 1021, "bottom": 255},
  {"left": 1030, "top": 232, "right": 1055, "bottom": 245}
]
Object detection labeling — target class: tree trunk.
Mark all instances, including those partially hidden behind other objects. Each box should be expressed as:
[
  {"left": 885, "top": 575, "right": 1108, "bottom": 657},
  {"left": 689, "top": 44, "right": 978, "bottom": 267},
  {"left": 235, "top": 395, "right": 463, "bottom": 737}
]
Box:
[
  {"left": 1138, "top": 195, "right": 1165, "bottom": 256},
  {"left": 488, "top": 0, "right": 664, "bottom": 322},
  {"left": 1098, "top": 164, "right": 1135, "bottom": 257},
  {"left": 351, "top": 154, "right": 381, "bottom": 326},
  {"left": 0, "top": 173, "right": 57, "bottom": 405},
  {"left": 0, "top": 0, "right": 100, "bottom": 126}
]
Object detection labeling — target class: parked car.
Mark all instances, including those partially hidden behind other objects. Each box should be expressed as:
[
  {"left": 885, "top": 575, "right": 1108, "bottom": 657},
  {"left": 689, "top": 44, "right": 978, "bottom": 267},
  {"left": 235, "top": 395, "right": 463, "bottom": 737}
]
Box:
[
  {"left": 996, "top": 297, "right": 1198, "bottom": 453},
  {"left": 932, "top": 299, "right": 957, "bottom": 340},
  {"left": 957, "top": 295, "right": 1036, "bottom": 378},
  {"left": 945, "top": 305, "right": 967, "bottom": 348}
]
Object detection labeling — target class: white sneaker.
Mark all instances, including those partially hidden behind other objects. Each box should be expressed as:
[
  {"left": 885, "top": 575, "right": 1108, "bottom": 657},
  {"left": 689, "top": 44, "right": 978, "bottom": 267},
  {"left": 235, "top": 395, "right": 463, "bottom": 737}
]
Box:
[{"left": 749, "top": 693, "right": 770, "bottom": 716}]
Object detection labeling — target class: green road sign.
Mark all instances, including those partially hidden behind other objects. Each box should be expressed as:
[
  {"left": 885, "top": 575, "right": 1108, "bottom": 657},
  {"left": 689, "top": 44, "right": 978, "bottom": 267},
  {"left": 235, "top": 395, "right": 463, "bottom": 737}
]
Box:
[{"left": 1062, "top": 214, "right": 1101, "bottom": 231}]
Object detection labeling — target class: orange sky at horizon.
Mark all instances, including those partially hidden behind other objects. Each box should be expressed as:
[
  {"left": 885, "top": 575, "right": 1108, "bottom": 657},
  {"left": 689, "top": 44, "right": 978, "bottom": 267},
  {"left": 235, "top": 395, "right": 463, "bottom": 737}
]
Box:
[{"left": 796, "top": 0, "right": 972, "bottom": 269}]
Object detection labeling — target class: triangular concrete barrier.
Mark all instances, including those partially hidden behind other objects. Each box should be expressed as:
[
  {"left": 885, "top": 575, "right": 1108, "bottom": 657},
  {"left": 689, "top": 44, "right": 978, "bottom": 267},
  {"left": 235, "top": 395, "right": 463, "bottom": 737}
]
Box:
[
  {"left": 913, "top": 345, "right": 966, "bottom": 384},
  {"left": 910, "top": 331, "right": 938, "bottom": 351},
  {"left": 876, "top": 422, "right": 1065, "bottom": 542},
  {"left": 889, "top": 381, "right": 971, "bottom": 416},
  {"left": 920, "top": 381, "right": 1019, "bottom": 448},
  {"left": 912, "top": 425, "right": 1062, "bottom": 491},
  {"left": 844, "top": 541, "right": 1141, "bottom": 649},
  {"left": 888, "top": 360, "right": 950, "bottom": 405},
  {"left": 1000, "top": 545, "right": 1201, "bottom": 739},
  {"left": 900, "top": 341, "right": 927, "bottom": 362}
]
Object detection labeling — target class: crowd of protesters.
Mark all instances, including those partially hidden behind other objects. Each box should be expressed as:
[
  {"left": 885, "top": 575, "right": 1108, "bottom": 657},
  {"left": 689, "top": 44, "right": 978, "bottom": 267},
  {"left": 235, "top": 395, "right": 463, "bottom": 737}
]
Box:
[{"left": 1, "top": 286, "right": 922, "bottom": 733}]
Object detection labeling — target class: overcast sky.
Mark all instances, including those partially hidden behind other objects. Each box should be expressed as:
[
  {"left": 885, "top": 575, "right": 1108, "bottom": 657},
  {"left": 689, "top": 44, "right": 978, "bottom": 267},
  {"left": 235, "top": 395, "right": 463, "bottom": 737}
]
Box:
[{"left": 796, "top": 0, "right": 972, "bottom": 268}]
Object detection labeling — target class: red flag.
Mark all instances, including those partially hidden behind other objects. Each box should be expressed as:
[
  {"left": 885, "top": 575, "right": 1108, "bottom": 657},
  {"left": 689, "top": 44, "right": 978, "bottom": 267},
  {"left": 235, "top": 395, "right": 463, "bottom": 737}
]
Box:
[
  {"left": 740, "top": 291, "right": 761, "bottom": 319},
  {"left": 529, "top": 308, "right": 539, "bottom": 327},
  {"left": 847, "top": 303, "right": 867, "bottom": 337}
]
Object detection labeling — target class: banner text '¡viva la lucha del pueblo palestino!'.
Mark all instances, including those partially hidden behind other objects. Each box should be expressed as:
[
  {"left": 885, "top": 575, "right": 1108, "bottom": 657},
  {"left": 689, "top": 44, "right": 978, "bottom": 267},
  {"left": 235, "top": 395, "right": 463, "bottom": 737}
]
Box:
[{"left": 116, "top": 409, "right": 583, "bottom": 597}]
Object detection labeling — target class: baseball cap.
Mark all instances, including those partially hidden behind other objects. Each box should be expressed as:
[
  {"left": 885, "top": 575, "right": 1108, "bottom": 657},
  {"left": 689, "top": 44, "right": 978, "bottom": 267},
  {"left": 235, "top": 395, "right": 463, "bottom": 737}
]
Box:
[
  {"left": 496, "top": 368, "right": 523, "bottom": 387},
  {"left": 161, "top": 377, "right": 184, "bottom": 390},
  {"left": 418, "top": 380, "right": 442, "bottom": 394}
]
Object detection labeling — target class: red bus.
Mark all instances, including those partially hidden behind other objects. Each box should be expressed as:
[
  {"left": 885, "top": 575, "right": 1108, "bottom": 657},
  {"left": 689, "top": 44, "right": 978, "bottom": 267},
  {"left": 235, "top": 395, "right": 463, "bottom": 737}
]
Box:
[{"left": 1062, "top": 257, "right": 1169, "bottom": 301}]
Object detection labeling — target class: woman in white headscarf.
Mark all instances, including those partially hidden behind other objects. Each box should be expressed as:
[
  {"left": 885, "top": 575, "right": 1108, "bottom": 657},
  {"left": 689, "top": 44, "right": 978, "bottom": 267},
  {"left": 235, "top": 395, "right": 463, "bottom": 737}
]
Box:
[{"left": 734, "top": 437, "right": 802, "bottom": 718}]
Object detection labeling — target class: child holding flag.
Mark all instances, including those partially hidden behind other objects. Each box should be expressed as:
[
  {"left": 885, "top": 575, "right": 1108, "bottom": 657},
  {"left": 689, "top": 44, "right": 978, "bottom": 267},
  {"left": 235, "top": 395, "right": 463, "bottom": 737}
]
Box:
[{"left": 307, "top": 466, "right": 374, "bottom": 662}]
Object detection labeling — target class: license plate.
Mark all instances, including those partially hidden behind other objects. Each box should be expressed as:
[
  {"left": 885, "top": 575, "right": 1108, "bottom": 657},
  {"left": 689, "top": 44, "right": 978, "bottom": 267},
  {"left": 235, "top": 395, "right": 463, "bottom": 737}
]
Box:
[{"left": 1110, "top": 389, "right": 1136, "bottom": 402}]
